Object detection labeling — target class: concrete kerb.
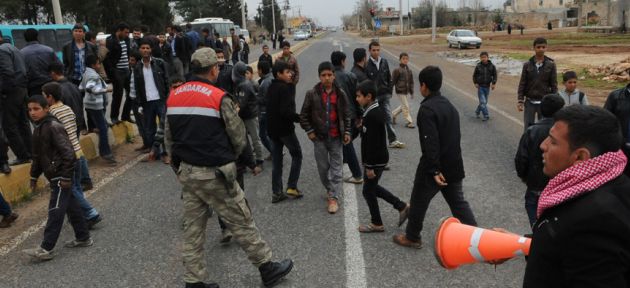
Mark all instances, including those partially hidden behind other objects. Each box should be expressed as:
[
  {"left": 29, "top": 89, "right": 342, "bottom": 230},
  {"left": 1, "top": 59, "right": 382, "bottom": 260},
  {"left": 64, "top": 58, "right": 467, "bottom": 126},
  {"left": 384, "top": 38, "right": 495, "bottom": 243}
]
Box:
[{"left": 0, "top": 121, "right": 138, "bottom": 205}]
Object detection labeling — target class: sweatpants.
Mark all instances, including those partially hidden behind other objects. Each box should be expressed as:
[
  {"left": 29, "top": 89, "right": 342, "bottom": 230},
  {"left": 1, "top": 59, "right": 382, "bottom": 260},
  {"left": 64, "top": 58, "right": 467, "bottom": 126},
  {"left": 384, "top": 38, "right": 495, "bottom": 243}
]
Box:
[{"left": 41, "top": 181, "right": 90, "bottom": 251}]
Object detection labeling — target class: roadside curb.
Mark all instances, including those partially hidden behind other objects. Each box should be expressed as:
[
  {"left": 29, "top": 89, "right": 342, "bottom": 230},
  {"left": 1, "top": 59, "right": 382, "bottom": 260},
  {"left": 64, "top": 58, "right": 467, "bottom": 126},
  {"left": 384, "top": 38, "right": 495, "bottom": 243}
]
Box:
[{"left": 0, "top": 121, "right": 138, "bottom": 205}]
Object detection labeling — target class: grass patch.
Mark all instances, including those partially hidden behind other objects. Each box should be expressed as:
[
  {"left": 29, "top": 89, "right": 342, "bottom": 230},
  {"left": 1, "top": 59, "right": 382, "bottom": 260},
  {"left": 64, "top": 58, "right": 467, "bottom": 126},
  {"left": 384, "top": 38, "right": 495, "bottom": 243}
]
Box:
[{"left": 486, "top": 33, "right": 630, "bottom": 48}]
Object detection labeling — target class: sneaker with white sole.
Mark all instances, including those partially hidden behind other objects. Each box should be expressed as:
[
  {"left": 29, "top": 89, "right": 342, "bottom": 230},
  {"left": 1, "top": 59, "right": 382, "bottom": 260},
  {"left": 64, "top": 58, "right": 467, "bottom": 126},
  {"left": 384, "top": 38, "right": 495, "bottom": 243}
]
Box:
[
  {"left": 23, "top": 247, "right": 54, "bottom": 260},
  {"left": 344, "top": 176, "right": 363, "bottom": 184},
  {"left": 64, "top": 238, "right": 94, "bottom": 248},
  {"left": 389, "top": 140, "right": 405, "bottom": 149}
]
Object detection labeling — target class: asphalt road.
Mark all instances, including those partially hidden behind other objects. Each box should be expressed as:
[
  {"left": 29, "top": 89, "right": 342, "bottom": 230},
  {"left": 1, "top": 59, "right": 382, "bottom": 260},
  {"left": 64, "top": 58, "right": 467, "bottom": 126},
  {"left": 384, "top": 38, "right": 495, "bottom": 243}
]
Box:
[{"left": 0, "top": 32, "right": 531, "bottom": 288}]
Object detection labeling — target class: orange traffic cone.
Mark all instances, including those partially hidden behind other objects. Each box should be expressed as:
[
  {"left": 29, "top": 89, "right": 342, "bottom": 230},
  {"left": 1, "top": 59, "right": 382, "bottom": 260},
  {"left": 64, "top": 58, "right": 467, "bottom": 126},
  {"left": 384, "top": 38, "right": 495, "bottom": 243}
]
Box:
[{"left": 434, "top": 217, "right": 531, "bottom": 269}]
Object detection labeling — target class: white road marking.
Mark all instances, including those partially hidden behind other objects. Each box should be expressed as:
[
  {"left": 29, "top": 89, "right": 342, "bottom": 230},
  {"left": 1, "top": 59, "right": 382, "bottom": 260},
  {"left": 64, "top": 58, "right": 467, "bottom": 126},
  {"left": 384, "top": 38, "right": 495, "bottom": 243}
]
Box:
[
  {"left": 0, "top": 154, "right": 146, "bottom": 257},
  {"left": 381, "top": 48, "right": 524, "bottom": 127},
  {"left": 343, "top": 167, "right": 367, "bottom": 288}
]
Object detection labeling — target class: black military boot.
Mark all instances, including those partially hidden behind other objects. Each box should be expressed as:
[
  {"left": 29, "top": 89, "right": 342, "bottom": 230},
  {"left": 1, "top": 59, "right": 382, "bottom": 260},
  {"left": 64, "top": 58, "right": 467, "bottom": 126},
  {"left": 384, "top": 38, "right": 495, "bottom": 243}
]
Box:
[{"left": 259, "top": 259, "right": 293, "bottom": 287}]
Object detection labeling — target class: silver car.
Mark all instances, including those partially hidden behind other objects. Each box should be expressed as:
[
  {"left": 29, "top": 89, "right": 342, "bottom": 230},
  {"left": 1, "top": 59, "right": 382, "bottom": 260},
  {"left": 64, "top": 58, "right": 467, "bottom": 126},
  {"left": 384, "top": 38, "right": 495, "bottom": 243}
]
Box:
[
  {"left": 293, "top": 30, "right": 309, "bottom": 41},
  {"left": 447, "top": 29, "right": 482, "bottom": 49}
]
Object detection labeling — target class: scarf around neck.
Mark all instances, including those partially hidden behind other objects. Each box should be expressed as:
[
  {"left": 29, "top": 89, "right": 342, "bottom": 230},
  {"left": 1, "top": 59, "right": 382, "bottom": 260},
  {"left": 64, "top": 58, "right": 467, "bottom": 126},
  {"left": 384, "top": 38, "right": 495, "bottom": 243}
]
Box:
[{"left": 537, "top": 150, "right": 628, "bottom": 218}]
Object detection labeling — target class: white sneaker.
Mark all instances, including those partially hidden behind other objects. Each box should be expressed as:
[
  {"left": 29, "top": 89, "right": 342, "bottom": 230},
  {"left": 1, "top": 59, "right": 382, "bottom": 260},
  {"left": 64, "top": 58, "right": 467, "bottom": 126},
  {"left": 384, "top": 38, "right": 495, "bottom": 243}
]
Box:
[
  {"left": 344, "top": 176, "right": 364, "bottom": 184},
  {"left": 23, "top": 247, "right": 54, "bottom": 261},
  {"left": 389, "top": 140, "right": 406, "bottom": 149}
]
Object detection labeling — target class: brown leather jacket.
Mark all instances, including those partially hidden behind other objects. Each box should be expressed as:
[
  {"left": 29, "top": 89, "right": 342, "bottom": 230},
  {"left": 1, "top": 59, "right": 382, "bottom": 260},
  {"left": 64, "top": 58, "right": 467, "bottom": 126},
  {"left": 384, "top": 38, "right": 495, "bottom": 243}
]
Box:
[
  {"left": 300, "top": 83, "right": 351, "bottom": 140},
  {"left": 518, "top": 56, "right": 558, "bottom": 102},
  {"left": 392, "top": 64, "right": 414, "bottom": 95},
  {"left": 30, "top": 115, "right": 76, "bottom": 182}
]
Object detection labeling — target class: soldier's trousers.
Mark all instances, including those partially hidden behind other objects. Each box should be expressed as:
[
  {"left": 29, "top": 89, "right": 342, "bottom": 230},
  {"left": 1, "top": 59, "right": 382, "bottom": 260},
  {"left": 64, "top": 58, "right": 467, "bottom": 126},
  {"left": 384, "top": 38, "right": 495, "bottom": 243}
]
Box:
[{"left": 178, "top": 162, "right": 272, "bottom": 283}]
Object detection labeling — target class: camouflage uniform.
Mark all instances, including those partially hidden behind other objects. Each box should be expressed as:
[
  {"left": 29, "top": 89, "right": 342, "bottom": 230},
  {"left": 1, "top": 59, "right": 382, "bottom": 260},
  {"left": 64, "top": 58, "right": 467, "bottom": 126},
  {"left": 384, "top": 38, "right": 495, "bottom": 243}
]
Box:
[{"left": 166, "top": 76, "right": 272, "bottom": 284}]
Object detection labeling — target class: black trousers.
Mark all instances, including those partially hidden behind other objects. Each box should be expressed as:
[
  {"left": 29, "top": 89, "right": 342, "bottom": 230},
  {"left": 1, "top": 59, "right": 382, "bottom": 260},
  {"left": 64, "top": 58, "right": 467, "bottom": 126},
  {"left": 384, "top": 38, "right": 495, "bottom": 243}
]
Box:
[
  {"left": 405, "top": 170, "right": 477, "bottom": 242},
  {"left": 110, "top": 69, "right": 131, "bottom": 122},
  {"left": 1, "top": 88, "right": 32, "bottom": 160},
  {"left": 41, "top": 181, "right": 90, "bottom": 251},
  {"left": 362, "top": 168, "right": 406, "bottom": 226}
]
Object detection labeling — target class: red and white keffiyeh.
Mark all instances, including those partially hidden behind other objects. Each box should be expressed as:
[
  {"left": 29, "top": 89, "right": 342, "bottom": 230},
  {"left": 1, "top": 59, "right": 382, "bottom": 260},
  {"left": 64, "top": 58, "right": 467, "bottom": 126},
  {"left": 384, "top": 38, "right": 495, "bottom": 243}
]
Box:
[{"left": 537, "top": 150, "right": 628, "bottom": 218}]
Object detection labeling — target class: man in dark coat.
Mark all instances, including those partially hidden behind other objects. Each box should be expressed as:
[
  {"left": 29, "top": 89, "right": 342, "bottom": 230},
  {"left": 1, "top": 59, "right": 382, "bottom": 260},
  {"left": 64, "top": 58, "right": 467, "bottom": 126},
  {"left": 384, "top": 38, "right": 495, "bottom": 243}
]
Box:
[
  {"left": 62, "top": 23, "right": 98, "bottom": 86},
  {"left": 604, "top": 82, "right": 630, "bottom": 177}
]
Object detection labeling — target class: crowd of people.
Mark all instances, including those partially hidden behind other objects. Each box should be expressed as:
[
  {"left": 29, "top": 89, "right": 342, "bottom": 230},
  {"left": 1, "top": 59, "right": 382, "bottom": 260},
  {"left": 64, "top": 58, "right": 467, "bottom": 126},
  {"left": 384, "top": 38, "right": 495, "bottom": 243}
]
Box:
[{"left": 0, "top": 20, "right": 629, "bottom": 287}]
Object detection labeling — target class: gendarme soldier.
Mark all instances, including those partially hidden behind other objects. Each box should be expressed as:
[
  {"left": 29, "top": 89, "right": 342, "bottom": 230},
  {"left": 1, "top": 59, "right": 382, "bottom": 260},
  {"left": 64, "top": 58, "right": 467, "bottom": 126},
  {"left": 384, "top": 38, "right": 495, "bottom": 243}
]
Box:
[{"left": 165, "top": 47, "right": 293, "bottom": 288}]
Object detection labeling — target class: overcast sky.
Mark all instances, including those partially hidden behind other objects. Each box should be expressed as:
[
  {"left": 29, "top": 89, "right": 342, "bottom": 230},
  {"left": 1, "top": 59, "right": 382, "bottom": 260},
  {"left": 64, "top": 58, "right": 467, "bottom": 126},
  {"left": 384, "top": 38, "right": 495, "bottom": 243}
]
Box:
[{"left": 244, "top": 0, "right": 506, "bottom": 26}]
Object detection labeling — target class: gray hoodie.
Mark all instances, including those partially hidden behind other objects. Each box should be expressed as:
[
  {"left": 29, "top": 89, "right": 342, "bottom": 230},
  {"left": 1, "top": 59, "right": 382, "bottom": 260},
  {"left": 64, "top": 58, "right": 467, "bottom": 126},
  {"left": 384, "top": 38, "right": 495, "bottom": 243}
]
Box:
[{"left": 559, "top": 89, "right": 588, "bottom": 106}]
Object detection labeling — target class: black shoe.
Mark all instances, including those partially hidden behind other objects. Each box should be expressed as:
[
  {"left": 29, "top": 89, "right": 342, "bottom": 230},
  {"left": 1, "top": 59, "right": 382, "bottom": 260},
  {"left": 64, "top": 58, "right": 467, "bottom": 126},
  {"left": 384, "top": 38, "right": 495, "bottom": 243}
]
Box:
[
  {"left": 184, "top": 282, "right": 219, "bottom": 288},
  {"left": 102, "top": 155, "right": 117, "bottom": 164},
  {"left": 259, "top": 259, "right": 293, "bottom": 287},
  {"left": 271, "top": 193, "right": 288, "bottom": 204},
  {"left": 0, "top": 163, "right": 11, "bottom": 174},
  {"left": 82, "top": 182, "right": 94, "bottom": 191},
  {"left": 87, "top": 215, "right": 102, "bottom": 230},
  {"left": 9, "top": 158, "right": 31, "bottom": 166},
  {"left": 0, "top": 213, "right": 19, "bottom": 228}
]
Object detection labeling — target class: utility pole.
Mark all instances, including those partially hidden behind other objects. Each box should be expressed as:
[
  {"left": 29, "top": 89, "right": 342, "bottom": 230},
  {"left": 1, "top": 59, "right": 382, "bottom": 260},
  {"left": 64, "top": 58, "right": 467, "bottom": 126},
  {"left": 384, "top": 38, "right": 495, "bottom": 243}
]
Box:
[
  {"left": 242, "top": 0, "right": 247, "bottom": 29},
  {"left": 272, "top": 0, "right": 277, "bottom": 35},
  {"left": 399, "top": 0, "right": 404, "bottom": 35},
  {"left": 52, "top": 0, "right": 63, "bottom": 24},
  {"left": 431, "top": 0, "right": 436, "bottom": 43}
]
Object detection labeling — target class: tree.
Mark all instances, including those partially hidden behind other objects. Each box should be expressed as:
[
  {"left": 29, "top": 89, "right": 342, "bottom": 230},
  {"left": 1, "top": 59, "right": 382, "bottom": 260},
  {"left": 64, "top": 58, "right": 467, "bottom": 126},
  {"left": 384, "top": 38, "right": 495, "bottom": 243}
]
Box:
[
  {"left": 411, "top": 0, "right": 454, "bottom": 28},
  {"left": 492, "top": 9, "right": 504, "bottom": 24},
  {"left": 354, "top": 0, "right": 382, "bottom": 29},
  {"left": 175, "top": 0, "right": 244, "bottom": 26},
  {"left": 254, "top": 0, "right": 284, "bottom": 33}
]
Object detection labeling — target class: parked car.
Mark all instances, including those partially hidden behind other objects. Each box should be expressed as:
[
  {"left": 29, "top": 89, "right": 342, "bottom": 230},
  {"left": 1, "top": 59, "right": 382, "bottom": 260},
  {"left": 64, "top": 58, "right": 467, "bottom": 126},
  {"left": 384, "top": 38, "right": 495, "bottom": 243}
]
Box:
[
  {"left": 447, "top": 29, "right": 482, "bottom": 49},
  {"left": 293, "top": 30, "right": 309, "bottom": 41}
]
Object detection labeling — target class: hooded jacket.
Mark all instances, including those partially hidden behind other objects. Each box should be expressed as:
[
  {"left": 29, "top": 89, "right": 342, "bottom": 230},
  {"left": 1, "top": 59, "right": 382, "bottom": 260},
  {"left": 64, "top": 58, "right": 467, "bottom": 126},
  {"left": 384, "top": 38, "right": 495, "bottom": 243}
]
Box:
[
  {"left": 515, "top": 117, "right": 553, "bottom": 191},
  {"left": 257, "top": 72, "right": 273, "bottom": 114},
  {"left": 518, "top": 56, "right": 558, "bottom": 102},
  {"left": 30, "top": 114, "right": 76, "bottom": 183},
  {"left": 232, "top": 62, "right": 258, "bottom": 120},
  {"left": 80, "top": 67, "right": 108, "bottom": 110},
  {"left": 300, "top": 83, "right": 351, "bottom": 140}
]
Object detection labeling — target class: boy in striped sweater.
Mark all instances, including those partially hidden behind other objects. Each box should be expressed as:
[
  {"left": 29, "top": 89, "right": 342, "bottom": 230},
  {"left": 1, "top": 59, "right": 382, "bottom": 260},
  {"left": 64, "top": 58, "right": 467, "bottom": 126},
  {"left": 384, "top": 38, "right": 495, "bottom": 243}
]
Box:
[{"left": 42, "top": 82, "right": 102, "bottom": 229}]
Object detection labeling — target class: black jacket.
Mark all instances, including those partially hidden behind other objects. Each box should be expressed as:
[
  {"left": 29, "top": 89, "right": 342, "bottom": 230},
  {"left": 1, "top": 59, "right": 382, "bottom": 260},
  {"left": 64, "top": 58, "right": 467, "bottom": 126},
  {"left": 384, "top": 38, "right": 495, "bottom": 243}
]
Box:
[
  {"left": 604, "top": 83, "right": 630, "bottom": 176},
  {"left": 334, "top": 65, "right": 360, "bottom": 120},
  {"left": 300, "top": 83, "right": 352, "bottom": 140},
  {"left": 232, "top": 62, "right": 258, "bottom": 120},
  {"left": 360, "top": 102, "right": 388, "bottom": 168},
  {"left": 267, "top": 79, "right": 300, "bottom": 139},
  {"left": 217, "top": 63, "right": 235, "bottom": 95},
  {"left": 259, "top": 53, "right": 273, "bottom": 65},
  {"left": 30, "top": 115, "right": 76, "bottom": 182},
  {"left": 133, "top": 57, "right": 170, "bottom": 104},
  {"left": 417, "top": 92, "right": 465, "bottom": 181},
  {"left": 104, "top": 35, "right": 131, "bottom": 77},
  {"left": 515, "top": 118, "right": 552, "bottom": 191},
  {"left": 351, "top": 64, "right": 368, "bottom": 83},
  {"left": 366, "top": 57, "right": 392, "bottom": 99},
  {"left": 523, "top": 175, "right": 630, "bottom": 287},
  {"left": 0, "top": 42, "right": 27, "bottom": 92},
  {"left": 20, "top": 41, "right": 60, "bottom": 92},
  {"left": 174, "top": 35, "right": 193, "bottom": 62},
  {"left": 518, "top": 56, "right": 558, "bottom": 102},
  {"left": 472, "top": 61, "right": 497, "bottom": 87},
  {"left": 257, "top": 72, "right": 273, "bottom": 114},
  {"left": 58, "top": 78, "right": 86, "bottom": 132},
  {"left": 61, "top": 40, "right": 98, "bottom": 81},
  {"left": 157, "top": 42, "right": 173, "bottom": 64}
]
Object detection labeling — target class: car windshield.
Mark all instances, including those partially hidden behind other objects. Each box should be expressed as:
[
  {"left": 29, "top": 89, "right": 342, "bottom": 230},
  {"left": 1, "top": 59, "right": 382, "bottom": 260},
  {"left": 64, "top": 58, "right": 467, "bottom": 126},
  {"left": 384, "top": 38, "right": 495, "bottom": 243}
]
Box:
[{"left": 457, "top": 30, "right": 475, "bottom": 37}]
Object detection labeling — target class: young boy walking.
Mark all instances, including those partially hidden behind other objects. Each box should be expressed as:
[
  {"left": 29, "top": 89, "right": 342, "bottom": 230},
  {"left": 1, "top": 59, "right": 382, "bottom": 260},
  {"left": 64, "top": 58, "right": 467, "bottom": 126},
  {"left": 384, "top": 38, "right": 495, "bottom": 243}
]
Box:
[
  {"left": 80, "top": 54, "right": 116, "bottom": 164},
  {"left": 559, "top": 71, "right": 589, "bottom": 106},
  {"left": 355, "top": 80, "right": 409, "bottom": 232},
  {"left": 23, "top": 95, "right": 92, "bottom": 261},
  {"left": 42, "top": 82, "right": 102, "bottom": 229},
  {"left": 392, "top": 53, "right": 415, "bottom": 128},
  {"left": 267, "top": 61, "right": 303, "bottom": 203},
  {"left": 300, "top": 62, "right": 351, "bottom": 214},
  {"left": 515, "top": 94, "right": 565, "bottom": 227},
  {"left": 394, "top": 66, "right": 477, "bottom": 248},
  {"left": 472, "top": 52, "right": 497, "bottom": 121}
]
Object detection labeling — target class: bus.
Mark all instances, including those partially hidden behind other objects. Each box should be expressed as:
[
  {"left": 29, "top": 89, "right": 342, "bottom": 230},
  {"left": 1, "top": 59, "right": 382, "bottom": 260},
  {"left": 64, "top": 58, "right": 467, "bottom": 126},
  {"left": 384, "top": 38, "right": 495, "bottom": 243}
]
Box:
[
  {"left": 182, "top": 18, "right": 235, "bottom": 41},
  {"left": 0, "top": 24, "right": 88, "bottom": 59}
]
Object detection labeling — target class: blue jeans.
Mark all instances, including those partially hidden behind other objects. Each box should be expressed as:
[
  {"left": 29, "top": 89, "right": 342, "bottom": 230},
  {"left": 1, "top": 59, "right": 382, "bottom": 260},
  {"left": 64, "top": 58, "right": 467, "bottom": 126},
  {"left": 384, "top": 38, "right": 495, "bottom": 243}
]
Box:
[
  {"left": 271, "top": 133, "right": 302, "bottom": 194},
  {"left": 79, "top": 156, "right": 93, "bottom": 185},
  {"left": 142, "top": 100, "right": 165, "bottom": 154},
  {"left": 524, "top": 189, "right": 540, "bottom": 228},
  {"left": 0, "top": 192, "right": 11, "bottom": 216},
  {"left": 86, "top": 109, "right": 112, "bottom": 157},
  {"left": 73, "top": 158, "right": 99, "bottom": 220},
  {"left": 258, "top": 113, "right": 273, "bottom": 154},
  {"left": 343, "top": 141, "right": 362, "bottom": 178},
  {"left": 475, "top": 86, "right": 490, "bottom": 118}
]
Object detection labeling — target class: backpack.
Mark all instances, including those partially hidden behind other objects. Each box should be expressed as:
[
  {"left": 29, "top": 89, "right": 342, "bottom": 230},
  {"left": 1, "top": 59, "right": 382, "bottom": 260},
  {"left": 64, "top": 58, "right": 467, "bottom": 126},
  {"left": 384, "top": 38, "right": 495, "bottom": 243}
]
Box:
[{"left": 579, "top": 91, "right": 585, "bottom": 104}]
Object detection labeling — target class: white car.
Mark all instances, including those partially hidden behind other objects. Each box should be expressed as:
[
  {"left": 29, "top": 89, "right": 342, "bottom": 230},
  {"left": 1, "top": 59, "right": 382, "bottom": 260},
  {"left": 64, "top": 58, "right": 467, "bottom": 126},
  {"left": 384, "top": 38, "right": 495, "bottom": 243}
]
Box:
[
  {"left": 447, "top": 29, "right": 482, "bottom": 49},
  {"left": 293, "top": 30, "right": 309, "bottom": 41}
]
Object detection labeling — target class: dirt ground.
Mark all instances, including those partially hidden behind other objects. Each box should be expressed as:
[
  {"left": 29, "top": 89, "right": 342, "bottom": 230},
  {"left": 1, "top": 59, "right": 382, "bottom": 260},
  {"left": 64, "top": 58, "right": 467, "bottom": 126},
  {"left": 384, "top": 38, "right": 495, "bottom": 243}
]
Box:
[
  {"left": 377, "top": 28, "right": 630, "bottom": 103},
  {"left": 0, "top": 137, "right": 150, "bottom": 248}
]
